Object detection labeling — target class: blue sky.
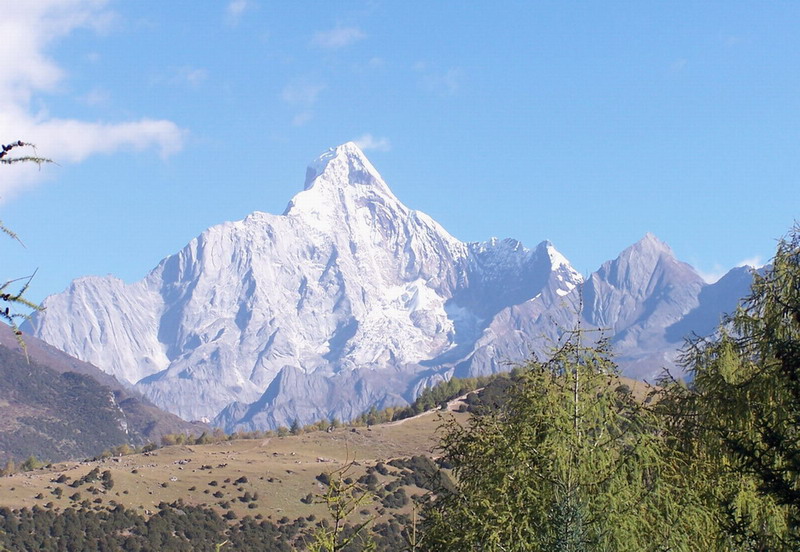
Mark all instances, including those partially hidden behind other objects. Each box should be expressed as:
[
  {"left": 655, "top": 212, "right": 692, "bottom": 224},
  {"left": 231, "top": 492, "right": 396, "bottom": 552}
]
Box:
[{"left": 1, "top": 1, "right": 798, "bottom": 305}]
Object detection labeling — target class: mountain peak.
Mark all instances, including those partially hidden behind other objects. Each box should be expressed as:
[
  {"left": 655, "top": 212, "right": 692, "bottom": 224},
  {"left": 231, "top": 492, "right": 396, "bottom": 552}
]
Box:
[
  {"left": 284, "top": 143, "right": 400, "bottom": 225},
  {"left": 632, "top": 232, "right": 672, "bottom": 255},
  {"left": 303, "top": 142, "right": 378, "bottom": 190},
  {"left": 590, "top": 233, "right": 702, "bottom": 303},
  {"left": 540, "top": 241, "right": 568, "bottom": 269},
  {"left": 606, "top": 233, "right": 675, "bottom": 268}
]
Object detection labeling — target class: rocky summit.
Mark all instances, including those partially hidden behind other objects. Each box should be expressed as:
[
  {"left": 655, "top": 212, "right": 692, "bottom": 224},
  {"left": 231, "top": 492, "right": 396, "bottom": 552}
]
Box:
[{"left": 26, "top": 143, "right": 753, "bottom": 430}]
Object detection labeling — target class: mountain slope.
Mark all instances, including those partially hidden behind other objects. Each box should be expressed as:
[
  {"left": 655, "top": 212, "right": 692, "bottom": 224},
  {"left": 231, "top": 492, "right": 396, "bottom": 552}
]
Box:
[
  {"left": 26, "top": 143, "right": 753, "bottom": 429},
  {"left": 0, "top": 324, "right": 207, "bottom": 463},
  {"left": 581, "top": 234, "right": 708, "bottom": 378}
]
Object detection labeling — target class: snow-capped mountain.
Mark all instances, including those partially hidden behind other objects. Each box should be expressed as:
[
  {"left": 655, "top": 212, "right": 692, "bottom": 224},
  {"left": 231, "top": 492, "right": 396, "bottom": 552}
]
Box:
[{"left": 26, "top": 143, "right": 753, "bottom": 430}]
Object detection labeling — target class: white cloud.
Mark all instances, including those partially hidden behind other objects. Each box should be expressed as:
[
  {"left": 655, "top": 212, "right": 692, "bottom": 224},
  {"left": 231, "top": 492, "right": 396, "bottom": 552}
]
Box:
[
  {"left": 226, "top": 0, "right": 252, "bottom": 26},
  {"left": 353, "top": 134, "right": 391, "bottom": 152},
  {"left": 172, "top": 66, "right": 209, "bottom": 87},
  {"left": 281, "top": 81, "right": 325, "bottom": 127},
  {"left": 0, "top": 1, "right": 186, "bottom": 199},
  {"left": 737, "top": 256, "right": 763, "bottom": 269},
  {"left": 696, "top": 264, "right": 727, "bottom": 284},
  {"left": 0, "top": 108, "right": 184, "bottom": 199},
  {"left": 696, "top": 256, "right": 763, "bottom": 284},
  {"left": 281, "top": 82, "right": 326, "bottom": 106},
  {"left": 670, "top": 59, "right": 687, "bottom": 73},
  {"left": 81, "top": 87, "right": 110, "bottom": 107},
  {"left": 722, "top": 34, "right": 745, "bottom": 48},
  {"left": 291, "top": 112, "right": 313, "bottom": 127},
  {"left": 414, "top": 63, "right": 463, "bottom": 96},
  {"left": 311, "top": 26, "right": 366, "bottom": 49},
  {"left": 425, "top": 68, "right": 463, "bottom": 96}
]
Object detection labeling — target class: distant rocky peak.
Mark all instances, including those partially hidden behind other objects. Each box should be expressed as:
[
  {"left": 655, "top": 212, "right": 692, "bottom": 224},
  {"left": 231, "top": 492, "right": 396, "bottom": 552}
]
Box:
[
  {"left": 284, "top": 142, "right": 403, "bottom": 229},
  {"left": 593, "top": 233, "right": 680, "bottom": 289},
  {"left": 539, "top": 240, "right": 575, "bottom": 271},
  {"left": 303, "top": 142, "right": 377, "bottom": 187},
  {"left": 610, "top": 233, "right": 676, "bottom": 270},
  {"left": 630, "top": 232, "right": 673, "bottom": 256}
]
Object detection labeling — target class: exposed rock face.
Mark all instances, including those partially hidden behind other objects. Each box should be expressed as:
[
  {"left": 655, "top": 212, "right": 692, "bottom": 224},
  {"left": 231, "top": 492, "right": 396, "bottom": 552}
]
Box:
[
  {"left": 26, "top": 143, "right": 753, "bottom": 430},
  {"left": 581, "top": 234, "right": 707, "bottom": 375}
]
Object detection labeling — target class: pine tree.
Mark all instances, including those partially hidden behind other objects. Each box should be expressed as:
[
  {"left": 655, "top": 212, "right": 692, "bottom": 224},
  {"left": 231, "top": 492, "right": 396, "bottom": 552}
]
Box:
[
  {"left": 676, "top": 225, "right": 800, "bottom": 548},
  {"left": 20, "top": 455, "right": 42, "bottom": 472},
  {"left": 421, "top": 327, "right": 715, "bottom": 551}
]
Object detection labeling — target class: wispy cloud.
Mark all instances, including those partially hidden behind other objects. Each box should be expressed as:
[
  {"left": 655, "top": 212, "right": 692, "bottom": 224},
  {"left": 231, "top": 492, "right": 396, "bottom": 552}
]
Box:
[
  {"left": 80, "top": 87, "right": 110, "bottom": 107},
  {"left": 353, "top": 134, "right": 391, "bottom": 152},
  {"left": 172, "top": 66, "right": 209, "bottom": 87},
  {"left": 0, "top": 1, "right": 185, "bottom": 200},
  {"left": 226, "top": 0, "right": 252, "bottom": 26},
  {"left": 291, "top": 112, "right": 313, "bottom": 127},
  {"left": 737, "top": 256, "right": 763, "bottom": 269},
  {"left": 311, "top": 26, "right": 366, "bottom": 49},
  {"left": 281, "top": 82, "right": 326, "bottom": 106},
  {"left": 281, "top": 80, "right": 326, "bottom": 127},
  {"left": 721, "top": 34, "right": 745, "bottom": 48},
  {"left": 696, "top": 264, "right": 727, "bottom": 284},
  {"left": 696, "top": 256, "right": 763, "bottom": 284},
  {"left": 670, "top": 59, "right": 687, "bottom": 73},
  {"left": 413, "top": 63, "right": 463, "bottom": 96},
  {"left": 0, "top": 110, "right": 185, "bottom": 200},
  {"left": 2, "top": 115, "right": 183, "bottom": 162}
]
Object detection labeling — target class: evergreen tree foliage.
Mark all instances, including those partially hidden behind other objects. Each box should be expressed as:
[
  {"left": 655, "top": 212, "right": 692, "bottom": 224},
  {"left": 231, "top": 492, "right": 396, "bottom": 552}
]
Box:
[
  {"left": 675, "top": 224, "right": 800, "bottom": 548},
  {"left": 421, "top": 328, "right": 714, "bottom": 551},
  {"left": 290, "top": 419, "right": 302, "bottom": 436},
  {"left": 19, "top": 455, "right": 43, "bottom": 472}
]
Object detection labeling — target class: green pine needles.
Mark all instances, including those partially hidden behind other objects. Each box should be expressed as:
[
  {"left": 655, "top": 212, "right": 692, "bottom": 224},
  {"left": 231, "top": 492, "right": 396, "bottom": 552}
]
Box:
[
  {"left": 421, "top": 327, "right": 723, "bottom": 551},
  {"left": 424, "top": 330, "right": 667, "bottom": 550},
  {"left": 670, "top": 224, "right": 800, "bottom": 550},
  {"left": 422, "top": 225, "right": 800, "bottom": 551}
]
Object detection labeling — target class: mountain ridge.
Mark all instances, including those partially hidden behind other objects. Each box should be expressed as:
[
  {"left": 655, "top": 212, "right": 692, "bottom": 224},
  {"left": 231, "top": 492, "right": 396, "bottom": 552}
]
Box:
[{"left": 25, "top": 143, "right": 754, "bottom": 430}]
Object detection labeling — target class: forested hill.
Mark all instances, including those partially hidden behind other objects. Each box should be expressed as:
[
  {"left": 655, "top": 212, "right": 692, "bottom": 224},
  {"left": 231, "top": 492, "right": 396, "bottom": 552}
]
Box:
[
  {"left": 0, "top": 343, "right": 132, "bottom": 464},
  {"left": 0, "top": 324, "right": 207, "bottom": 465}
]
